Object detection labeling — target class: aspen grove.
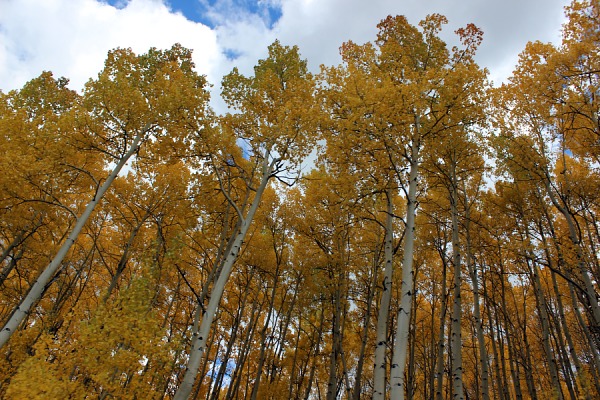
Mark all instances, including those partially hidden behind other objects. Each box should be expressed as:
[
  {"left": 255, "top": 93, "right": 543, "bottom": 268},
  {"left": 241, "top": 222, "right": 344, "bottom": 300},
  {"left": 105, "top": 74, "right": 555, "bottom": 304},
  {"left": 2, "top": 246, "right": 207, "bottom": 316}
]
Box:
[{"left": 1, "top": 1, "right": 600, "bottom": 399}]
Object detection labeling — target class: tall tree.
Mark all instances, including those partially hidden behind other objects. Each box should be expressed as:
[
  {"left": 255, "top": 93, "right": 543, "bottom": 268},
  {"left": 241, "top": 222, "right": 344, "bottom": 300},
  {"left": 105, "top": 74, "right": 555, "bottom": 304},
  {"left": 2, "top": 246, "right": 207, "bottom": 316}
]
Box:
[
  {"left": 0, "top": 45, "right": 211, "bottom": 349},
  {"left": 320, "top": 14, "right": 485, "bottom": 399},
  {"left": 494, "top": 0, "right": 600, "bottom": 354},
  {"left": 173, "top": 41, "right": 317, "bottom": 399},
  {"left": 370, "top": 15, "right": 485, "bottom": 399}
]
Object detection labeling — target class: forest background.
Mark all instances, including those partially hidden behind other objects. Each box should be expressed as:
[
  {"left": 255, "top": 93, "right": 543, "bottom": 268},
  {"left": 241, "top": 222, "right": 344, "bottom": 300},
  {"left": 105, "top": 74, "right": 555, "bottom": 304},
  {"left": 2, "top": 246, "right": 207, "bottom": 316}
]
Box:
[{"left": 1, "top": 0, "right": 600, "bottom": 399}]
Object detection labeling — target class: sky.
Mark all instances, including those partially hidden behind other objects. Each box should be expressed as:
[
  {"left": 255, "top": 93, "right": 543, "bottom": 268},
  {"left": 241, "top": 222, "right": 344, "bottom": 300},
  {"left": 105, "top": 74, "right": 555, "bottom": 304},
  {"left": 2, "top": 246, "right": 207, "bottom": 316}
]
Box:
[{"left": 0, "top": 0, "right": 572, "bottom": 113}]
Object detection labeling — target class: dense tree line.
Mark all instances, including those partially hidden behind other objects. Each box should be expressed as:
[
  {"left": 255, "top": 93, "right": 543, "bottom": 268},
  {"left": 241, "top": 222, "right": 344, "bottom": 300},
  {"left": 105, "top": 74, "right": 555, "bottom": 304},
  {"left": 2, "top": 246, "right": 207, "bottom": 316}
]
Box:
[{"left": 0, "top": 1, "right": 599, "bottom": 398}]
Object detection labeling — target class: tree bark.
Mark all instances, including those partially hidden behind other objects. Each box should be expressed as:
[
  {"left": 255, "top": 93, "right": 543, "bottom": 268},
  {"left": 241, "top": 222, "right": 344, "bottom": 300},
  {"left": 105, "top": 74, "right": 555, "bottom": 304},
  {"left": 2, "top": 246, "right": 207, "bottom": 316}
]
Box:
[
  {"left": 174, "top": 155, "right": 275, "bottom": 400},
  {"left": 0, "top": 129, "right": 144, "bottom": 349},
  {"left": 463, "top": 191, "right": 490, "bottom": 400},
  {"left": 352, "top": 244, "right": 378, "bottom": 400},
  {"left": 390, "top": 134, "right": 420, "bottom": 400},
  {"left": 449, "top": 160, "right": 465, "bottom": 400},
  {"left": 373, "top": 189, "right": 395, "bottom": 400}
]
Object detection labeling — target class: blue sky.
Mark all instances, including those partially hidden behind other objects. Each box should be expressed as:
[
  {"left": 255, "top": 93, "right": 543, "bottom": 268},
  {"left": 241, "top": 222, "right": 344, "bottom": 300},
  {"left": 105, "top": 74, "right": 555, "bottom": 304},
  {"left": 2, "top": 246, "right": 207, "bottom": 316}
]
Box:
[
  {"left": 165, "top": 0, "right": 207, "bottom": 22},
  {"left": 166, "top": 0, "right": 218, "bottom": 26},
  {"left": 104, "top": 0, "right": 283, "bottom": 28}
]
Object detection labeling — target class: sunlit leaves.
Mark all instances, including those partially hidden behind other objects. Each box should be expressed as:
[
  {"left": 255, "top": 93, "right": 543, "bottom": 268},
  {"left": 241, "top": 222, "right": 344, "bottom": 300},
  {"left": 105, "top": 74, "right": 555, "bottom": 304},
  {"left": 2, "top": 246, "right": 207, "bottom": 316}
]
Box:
[
  {"left": 2, "top": 3, "right": 600, "bottom": 399},
  {"left": 82, "top": 44, "right": 212, "bottom": 163}
]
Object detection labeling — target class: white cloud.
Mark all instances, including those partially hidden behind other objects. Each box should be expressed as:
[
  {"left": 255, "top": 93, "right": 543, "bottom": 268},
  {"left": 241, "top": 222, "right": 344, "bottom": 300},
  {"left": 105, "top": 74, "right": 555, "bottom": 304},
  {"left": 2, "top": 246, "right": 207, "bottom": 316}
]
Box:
[
  {"left": 268, "top": 0, "right": 570, "bottom": 84},
  {"left": 0, "top": 0, "right": 571, "bottom": 105},
  {"left": 0, "top": 0, "right": 221, "bottom": 92}
]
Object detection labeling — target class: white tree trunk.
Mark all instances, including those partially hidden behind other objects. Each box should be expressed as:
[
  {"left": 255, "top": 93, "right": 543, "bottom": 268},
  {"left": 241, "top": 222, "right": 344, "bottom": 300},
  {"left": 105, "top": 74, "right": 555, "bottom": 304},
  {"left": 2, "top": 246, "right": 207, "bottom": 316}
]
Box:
[
  {"left": 173, "top": 156, "right": 274, "bottom": 400},
  {"left": 449, "top": 162, "right": 464, "bottom": 400},
  {"left": 464, "top": 200, "right": 490, "bottom": 400},
  {"left": 0, "top": 130, "right": 144, "bottom": 349},
  {"left": 434, "top": 264, "right": 448, "bottom": 400},
  {"left": 390, "top": 136, "right": 419, "bottom": 400},
  {"left": 373, "top": 189, "right": 394, "bottom": 400}
]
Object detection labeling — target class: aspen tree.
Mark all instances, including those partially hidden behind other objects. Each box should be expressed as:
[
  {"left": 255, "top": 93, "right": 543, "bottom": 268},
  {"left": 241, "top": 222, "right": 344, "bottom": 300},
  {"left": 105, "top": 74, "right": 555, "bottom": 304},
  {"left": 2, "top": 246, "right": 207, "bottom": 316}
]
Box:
[
  {"left": 375, "top": 17, "right": 484, "bottom": 399},
  {"left": 320, "top": 14, "right": 485, "bottom": 398},
  {"left": 173, "top": 41, "right": 316, "bottom": 399},
  {"left": 0, "top": 44, "right": 211, "bottom": 349},
  {"left": 494, "top": 0, "right": 600, "bottom": 339},
  {"left": 0, "top": 73, "right": 98, "bottom": 324}
]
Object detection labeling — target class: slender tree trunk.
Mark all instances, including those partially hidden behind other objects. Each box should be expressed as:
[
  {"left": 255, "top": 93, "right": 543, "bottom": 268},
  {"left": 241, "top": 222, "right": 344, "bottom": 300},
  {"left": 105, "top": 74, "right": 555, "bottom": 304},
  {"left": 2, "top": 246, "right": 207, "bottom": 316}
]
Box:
[
  {"left": 505, "top": 320, "right": 524, "bottom": 400},
  {"left": 500, "top": 282, "right": 523, "bottom": 400},
  {"left": 0, "top": 231, "right": 25, "bottom": 269},
  {"left": 352, "top": 246, "right": 378, "bottom": 400},
  {"left": 538, "top": 223, "right": 592, "bottom": 399},
  {"left": 174, "top": 155, "right": 275, "bottom": 400},
  {"left": 522, "top": 319, "right": 539, "bottom": 400},
  {"left": 569, "top": 283, "right": 600, "bottom": 389},
  {"left": 0, "top": 213, "right": 43, "bottom": 285},
  {"left": 102, "top": 213, "right": 150, "bottom": 303},
  {"left": 250, "top": 266, "right": 281, "bottom": 400},
  {"left": 304, "top": 308, "right": 325, "bottom": 400},
  {"left": 339, "top": 272, "right": 352, "bottom": 398},
  {"left": 0, "top": 129, "right": 144, "bottom": 349},
  {"left": 390, "top": 134, "right": 420, "bottom": 400},
  {"left": 195, "top": 317, "right": 219, "bottom": 400},
  {"left": 446, "top": 319, "right": 453, "bottom": 400},
  {"left": 208, "top": 282, "right": 250, "bottom": 400},
  {"left": 543, "top": 176, "right": 600, "bottom": 329},
  {"left": 463, "top": 196, "right": 490, "bottom": 400},
  {"left": 0, "top": 247, "right": 24, "bottom": 288},
  {"left": 497, "top": 315, "right": 511, "bottom": 400},
  {"left": 269, "top": 280, "right": 299, "bottom": 384},
  {"left": 428, "top": 275, "right": 440, "bottom": 400},
  {"left": 550, "top": 313, "right": 578, "bottom": 400},
  {"left": 449, "top": 161, "right": 464, "bottom": 400},
  {"left": 407, "top": 283, "right": 418, "bottom": 399},
  {"left": 542, "top": 202, "right": 600, "bottom": 395},
  {"left": 435, "top": 242, "right": 449, "bottom": 400},
  {"left": 373, "top": 189, "right": 395, "bottom": 400},
  {"left": 526, "top": 251, "right": 563, "bottom": 399},
  {"left": 288, "top": 321, "right": 304, "bottom": 399},
  {"left": 227, "top": 292, "right": 261, "bottom": 399},
  {"left": 430, "top": 223, "right": 448, "bottom": 400},
  {"left": 552, "top": 269, "right": 596, "bottom": 399},
  {"left": 583, "top": 213, "right": 600, "bottom": 291},
  {"left": 488, "top": 306, "right": 503, "bottom": 400},
  {"left": 326, "top": 282, "right": 342, "bottom": 400}
]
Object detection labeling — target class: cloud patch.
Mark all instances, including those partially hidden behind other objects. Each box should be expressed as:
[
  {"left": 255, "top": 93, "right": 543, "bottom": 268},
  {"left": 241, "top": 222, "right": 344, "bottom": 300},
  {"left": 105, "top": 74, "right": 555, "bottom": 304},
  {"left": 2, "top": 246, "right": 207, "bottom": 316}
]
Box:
[
  {"left": 0, "top": 0, "right": 570, "bottom": 100},
  {"left": 0, "top": 0, "right": 221, "bottom": 92}
]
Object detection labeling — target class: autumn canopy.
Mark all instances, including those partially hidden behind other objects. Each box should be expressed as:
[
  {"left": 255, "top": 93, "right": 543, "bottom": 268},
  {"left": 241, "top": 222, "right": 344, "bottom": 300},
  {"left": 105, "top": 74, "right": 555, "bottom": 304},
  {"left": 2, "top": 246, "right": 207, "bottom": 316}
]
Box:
[{"left": 1, "top": 1, "right": 599, "bottom": 399}]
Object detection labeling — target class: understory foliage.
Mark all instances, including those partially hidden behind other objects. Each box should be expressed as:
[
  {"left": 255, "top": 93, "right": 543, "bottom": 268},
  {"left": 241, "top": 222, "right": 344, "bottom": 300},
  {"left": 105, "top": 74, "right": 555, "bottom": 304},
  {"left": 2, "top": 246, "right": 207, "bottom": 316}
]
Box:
[{"left": 1, "top": 1, "right": 600, "bottom": 399}]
